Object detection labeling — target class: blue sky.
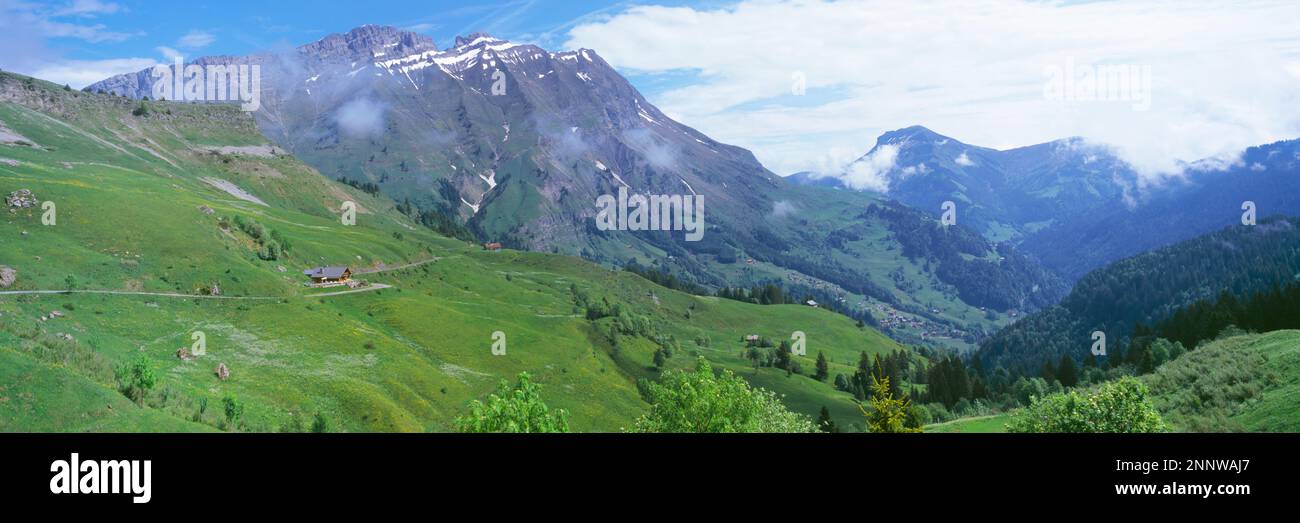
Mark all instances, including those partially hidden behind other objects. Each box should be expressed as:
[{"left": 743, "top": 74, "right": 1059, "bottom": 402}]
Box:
[
  {"left": 4, "top": 0, "right": 1299, "bottom": 179},
  {"left": 1, "top": 1, "right": 668, "bottom": 68}
]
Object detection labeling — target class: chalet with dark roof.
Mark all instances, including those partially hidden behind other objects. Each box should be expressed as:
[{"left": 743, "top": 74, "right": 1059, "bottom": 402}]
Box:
[{"left": 303, "top": 266, "right": 351, "bottom": 284}]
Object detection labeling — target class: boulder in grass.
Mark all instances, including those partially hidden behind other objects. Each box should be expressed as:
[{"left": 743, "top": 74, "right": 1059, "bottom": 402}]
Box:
[
  {"left": 0, "top": 266, "right": 15, "bottom": 288},
  {"left": 6, "top": 189, "right": 37, "bottom": 208},
  {"left": 215, "top": 363, "right": 230, "bottom": 380}
]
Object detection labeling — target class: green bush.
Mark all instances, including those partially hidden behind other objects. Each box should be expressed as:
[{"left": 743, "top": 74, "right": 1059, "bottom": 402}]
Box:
[
  {"left": 310, "top": 412, "right": 331, "bottom": 433},
  {"left": 222, "top": 394, "right": 245, "bottom": 428},
  {"left": 116, "top": 354, "right": 157, "bottom": 404},
  {"left": 633, "top": 358, "right": 815, "bottom": 433},
  {"left": 1007, "top": 377, "right": 1166, "bottom": 433},
  {"left": 455, "top": 373, "right": 569, "bottom": 433}
]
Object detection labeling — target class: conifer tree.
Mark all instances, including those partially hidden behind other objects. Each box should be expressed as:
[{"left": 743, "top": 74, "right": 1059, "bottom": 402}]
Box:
[
  {"left": 814, "top": 351, "right": 829, "bottom": 381},
  {"left": 862, "top": 377, "right": 920, "bottom": 433},
  {"left": 817, "top": 406, "right": 837, "bottom": 433},
  {"left": 1056, "top": 354, "right": 1078, "bottom": 387}
]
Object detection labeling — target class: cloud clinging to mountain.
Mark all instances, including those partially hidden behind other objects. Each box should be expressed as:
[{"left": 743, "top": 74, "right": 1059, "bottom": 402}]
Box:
[{"left": 335, "top": 97, "right": 387, "bottom": 138}]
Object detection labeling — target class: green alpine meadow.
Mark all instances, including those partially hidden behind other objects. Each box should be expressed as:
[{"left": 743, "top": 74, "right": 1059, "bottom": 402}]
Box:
[{"left": 0, "top": 72, "right": 906, "bottom": 432}]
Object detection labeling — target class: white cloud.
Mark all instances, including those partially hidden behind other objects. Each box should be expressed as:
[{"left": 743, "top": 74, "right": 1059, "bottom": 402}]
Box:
[
  {"left": 842, "top": 143, "right": 898, "bottom": 192},
  {"left": 153, "top": 32, "right": 213, "bottom": 64},
  {"left": 156, "top": 46, "right": 182, "bottom": 61},
  {"left": 178, "top": 30, "right": 214, "bottom": 49},
  {"left": 0, "top": 0, "right": 138, "bottom": 79},
  {"left": 150, "top": 32, "right": 215, "bottom": 67},
  {"left": 565, "top": 0, "right": 1300, "bottom": 181},
  {"left": 899, "top": 163, "right": 929, "bottom": 178},
  {"left": 771, "top": 200, "right": 798, "bottom": 218},
  {"left": 55, "top": 0, "right": 125, "bottom": 17},
  {"left": 335, "top": 97, "right": 388, "bottom": 138},
  {"left": 955, "top": 152, "right": 974, "bottom": 167},
  {"left": 34, "top": 19, "right": 133, "bottom": 42},
  {"left": 404, "top": 23, "right": 437, "bottom": 33},
  {"left": 29, "top": 58, "right": 159, "bottom": 89},
  {"left": 0, "top": 0, "right": 145, "bottom": 88}
]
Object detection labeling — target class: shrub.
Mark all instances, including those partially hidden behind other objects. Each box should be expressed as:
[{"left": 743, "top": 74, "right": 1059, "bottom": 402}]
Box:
[
  {"left": 116, "top": 354, "right": 157, "bottom": 404},
  {"left": 311, "top": 412, "right": 331, "bottom": 433},
  {"left": 1007, "top": 377, "right": 1166, "bottom": 433},
  {"left": 633, "top": 358, "right": 815, "bottom": 433},
  {"left": 259, "top": 241, "right": 281, "bottom": 261},
  {"left": 222, "top": 394, "right": 245, "bottom": 428},
  {"left": 455, "top": 373, "right": 569, "bottom": 433}
]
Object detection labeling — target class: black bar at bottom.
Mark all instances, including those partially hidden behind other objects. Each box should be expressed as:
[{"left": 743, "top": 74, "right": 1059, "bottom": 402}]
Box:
[{"left": 2, "top": 433, "right": 1290, "bottom": 512}]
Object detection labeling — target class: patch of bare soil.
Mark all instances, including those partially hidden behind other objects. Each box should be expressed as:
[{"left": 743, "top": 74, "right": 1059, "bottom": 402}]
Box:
[
  {"left": 0, "top": 119, "right": 39, "bottom": 148},
  {"left": 201, "top": 177, "right": 268, "bottom": 206},
  {"left": 199, "top": 145, "right": 282, "bottom": 158}
]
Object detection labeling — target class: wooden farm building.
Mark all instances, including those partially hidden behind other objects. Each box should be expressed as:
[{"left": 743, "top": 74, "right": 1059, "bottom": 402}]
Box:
[{"left": 303, "top": 266, "right": 351, "bottom": 284}]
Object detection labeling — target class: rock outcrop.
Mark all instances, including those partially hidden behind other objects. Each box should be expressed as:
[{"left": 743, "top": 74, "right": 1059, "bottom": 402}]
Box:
[{"left": 6, "top": 189, "right": 37, "bottom": 208}]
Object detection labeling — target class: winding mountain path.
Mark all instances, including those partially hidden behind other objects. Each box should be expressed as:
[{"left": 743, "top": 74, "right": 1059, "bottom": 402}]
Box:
[
  {"left": 304, "top": 283, "right": 392, "bottom": 297},
  {"left": 353, "top": 257, "right": 440, "bottom": 274}
]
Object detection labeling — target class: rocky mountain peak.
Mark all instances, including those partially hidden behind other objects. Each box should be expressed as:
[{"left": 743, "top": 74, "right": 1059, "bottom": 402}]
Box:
[
  {"left": 300, "top": 25, "right": 436, "bottom": 62},
  {"left": 453, "top": 32, "right": 505, "bottom": 49},
  {"left": 875, "top": 125, "right": 953, "bottom": 147}
]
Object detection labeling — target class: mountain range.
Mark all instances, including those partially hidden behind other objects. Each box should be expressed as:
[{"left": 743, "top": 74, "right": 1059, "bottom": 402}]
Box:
[
  {"left": 86, "top": 25, "right": 1068, "bottom": 349},
  {"left": 794, "top": 126, "right": 1300, "bottom": 281},
  {"left": 88, "top": 25, "right": 787, "bottom": 254}
]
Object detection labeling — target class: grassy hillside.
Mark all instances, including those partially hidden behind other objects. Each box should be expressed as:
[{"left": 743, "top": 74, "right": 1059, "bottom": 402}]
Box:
[
  {"left": 0, "top": 72, "right": 902, "bottom": 432},
  {"left": 930, "top": 330, "right": 1300, "bottom": 433},
  {"left": 1144, "top": 330, "right": 1300, "bottom": 432},
  {"left": 926, "top": 413, "right": 1011, "bottom": 433}
]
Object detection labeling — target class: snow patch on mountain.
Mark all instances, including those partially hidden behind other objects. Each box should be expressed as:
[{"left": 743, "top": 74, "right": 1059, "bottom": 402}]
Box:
[
  {"left": 636, "top": 100, "right": 657, "bottom": 124},
  {"left": 679, "top": 177, "right": 697, "bottom": 196},
  {"left": 375, "top": 37, "right": 531, "bottom": 82},
  {"left": 594, "top": 160, "right": 630, "bottom": 188},
  {"left": 455, "top": 35, "right": 505, "bottom": 49}
]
